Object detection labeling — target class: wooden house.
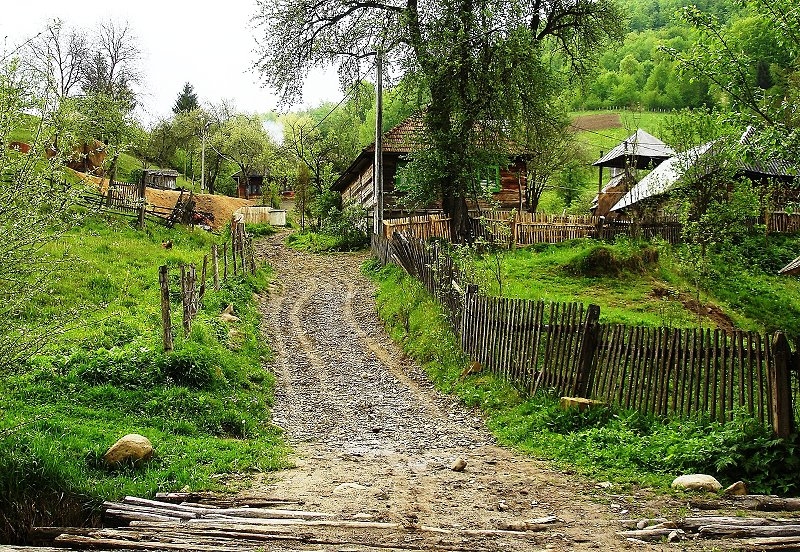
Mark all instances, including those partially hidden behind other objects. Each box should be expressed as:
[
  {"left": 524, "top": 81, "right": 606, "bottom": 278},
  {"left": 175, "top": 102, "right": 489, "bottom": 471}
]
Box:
[
  {"left": 233, "top": 172, "right": 264, "bottom": 200},
  {"left": 331, "top": 115, "right": 528, "bottom": 220},
  {"left": 142, "top": 169, "right": 180, "bottom": 190}
]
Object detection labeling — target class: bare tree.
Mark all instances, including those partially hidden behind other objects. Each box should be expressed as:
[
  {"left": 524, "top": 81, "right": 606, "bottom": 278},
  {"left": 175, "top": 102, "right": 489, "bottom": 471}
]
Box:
[
  {"left": 25, "top": 20, "right": 87, "bottom": 100},
  {"left": 81, "top": 20, "right": 140, "bottom": 107}
]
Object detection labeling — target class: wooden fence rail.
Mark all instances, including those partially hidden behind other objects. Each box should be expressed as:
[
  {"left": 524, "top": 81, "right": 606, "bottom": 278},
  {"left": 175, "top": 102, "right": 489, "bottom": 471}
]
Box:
[
  {"left": 375, "top": 233, "right": 797, "bottom": 436},
  {"left": 382, "top": 210, "right": 800, "bottom": 248}
]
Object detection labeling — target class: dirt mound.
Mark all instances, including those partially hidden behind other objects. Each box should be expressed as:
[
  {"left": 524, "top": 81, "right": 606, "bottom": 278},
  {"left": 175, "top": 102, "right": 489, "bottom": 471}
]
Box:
[
  {"left": 145, "top": 188, "right": 252, "bottom": 230},
  {"left": 652, "top": 285, "right": 737, "bottom": 333},
  {"left": 75, "top": 171, "right": 252, "bottom": 230},
  {"left": 571, "top": 113, "right": 622, "bottom": 132}
]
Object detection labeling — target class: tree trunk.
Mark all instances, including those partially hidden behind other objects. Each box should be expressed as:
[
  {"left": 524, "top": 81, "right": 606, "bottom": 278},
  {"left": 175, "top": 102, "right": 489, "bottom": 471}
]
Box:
[{"left": 443, "top": 191, "right": 471, "bottom": 243}]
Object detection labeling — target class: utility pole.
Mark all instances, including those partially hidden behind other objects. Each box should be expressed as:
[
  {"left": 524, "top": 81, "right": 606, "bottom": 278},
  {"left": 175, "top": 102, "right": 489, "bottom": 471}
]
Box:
[{"left": 373, "top": 48, "right": 384, "bottom": 236}]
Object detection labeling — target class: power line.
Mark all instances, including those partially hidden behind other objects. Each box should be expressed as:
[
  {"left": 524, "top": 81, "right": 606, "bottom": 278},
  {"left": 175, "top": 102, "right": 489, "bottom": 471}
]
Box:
[{"left": 310, "top": 59, "right": 377, "bottom": 132}]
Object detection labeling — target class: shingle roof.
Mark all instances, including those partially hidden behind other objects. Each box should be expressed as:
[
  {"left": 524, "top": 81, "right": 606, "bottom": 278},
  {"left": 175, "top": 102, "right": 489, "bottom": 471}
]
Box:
[
  {"left": 593, "top": 129, "right": 675, "bottom": 169},
  {"left": 364, "top": 114, "right": 425, "bottom": 154}
]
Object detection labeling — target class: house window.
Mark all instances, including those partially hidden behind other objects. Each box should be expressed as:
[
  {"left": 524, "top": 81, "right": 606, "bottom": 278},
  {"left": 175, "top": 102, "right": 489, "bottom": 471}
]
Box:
[
  {"left": 394, "top": 160, "right": 409, "bottom": 190},
  {"left": 479, "top": 165, "right": 501, "bottom": 194}
]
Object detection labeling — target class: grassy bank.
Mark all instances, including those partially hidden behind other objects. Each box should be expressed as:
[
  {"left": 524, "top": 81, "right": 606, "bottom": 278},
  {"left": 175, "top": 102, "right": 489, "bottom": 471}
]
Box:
[
  {"left": 0, "top": 214, "right": 287, "bottom": 541},
  {"left": 456, "top": 236, "right": 800, "bottom": 338},
  {"left": 366, "top": 258, "right": 800, "bottom": 495}
]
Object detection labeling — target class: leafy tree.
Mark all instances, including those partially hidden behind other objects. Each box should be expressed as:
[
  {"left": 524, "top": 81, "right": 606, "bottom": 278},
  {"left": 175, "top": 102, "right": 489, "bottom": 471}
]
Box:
[
  {"left": 210, "top": 114, "right": 276, "bottom": 198},
  {"left": 520, "top": 112, "right": 575, "bottom": 213},
  {"left": 0, "top": 58, "right": 78, "bottom": 370},
  {"left": 173, "top": 82, "right": 199, "bottom": 114},
  {"left": 254, "top": 0, "right": 622, "bottom": 241},
  {"left": 668, "top": 0, "right": 800, "bottom": 161}
]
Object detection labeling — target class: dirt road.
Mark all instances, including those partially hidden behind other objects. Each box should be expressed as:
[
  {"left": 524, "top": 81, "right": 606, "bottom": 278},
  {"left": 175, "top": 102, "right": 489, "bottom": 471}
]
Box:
[{"left": 254, "top": 233, "right": 672, "bottom": 551}]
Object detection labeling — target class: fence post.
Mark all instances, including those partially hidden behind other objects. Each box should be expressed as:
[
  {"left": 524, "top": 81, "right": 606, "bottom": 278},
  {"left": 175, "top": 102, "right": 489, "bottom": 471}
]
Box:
[
  {"left": 181, "top": 264, "right": 195, "bottom": 336},
  {"left": 771, "top": 332, "right": 794, "bottom": 438},
  {"left": 199, "top": 254, "right": 208, "bottom": 300},
  {"left": 223, "top": 242, "right": 228, "bottom": 281},
  {"left": 212, "top": 245, "right": 220, "bottom": 291},
  {"left": 573, "top": 304, "right": 601, "bottom": 397},
  {"left": 136, "top": 176, "right": 146, "bottom": 229},
  {"left": 232, "top": 225, "right": 238, "bottom": 276},
  {"left": 159, "top": 265, "right": 173, "bottom": 352}
]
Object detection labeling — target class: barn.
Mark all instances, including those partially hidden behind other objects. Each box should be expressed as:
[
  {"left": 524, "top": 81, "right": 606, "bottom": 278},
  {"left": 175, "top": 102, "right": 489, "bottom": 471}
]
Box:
[{"left": 331, "top": 115, "right": 528, "bottom": 220}]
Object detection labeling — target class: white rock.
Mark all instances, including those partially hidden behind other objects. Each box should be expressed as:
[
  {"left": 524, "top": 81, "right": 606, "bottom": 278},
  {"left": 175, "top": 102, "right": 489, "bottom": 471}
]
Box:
[{"left": 671, "top": 474, "right": 722, "bottom": 492}]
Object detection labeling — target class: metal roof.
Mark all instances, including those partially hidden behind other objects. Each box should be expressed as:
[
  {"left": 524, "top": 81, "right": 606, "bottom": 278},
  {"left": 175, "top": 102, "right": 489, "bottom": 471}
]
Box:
[
  {"left": 593, "top": 129, "right": 675, "bottom": 169},
  {"left": 738, "top": 126, "right": 798, "bottom": 180},
  {"left": 610, "top": 142, "right": 714, "bottom": 212}
]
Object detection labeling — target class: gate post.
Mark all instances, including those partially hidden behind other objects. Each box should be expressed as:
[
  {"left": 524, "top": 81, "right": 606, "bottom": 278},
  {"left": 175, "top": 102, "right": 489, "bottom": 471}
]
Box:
[
  {"left": 771, "top": 332, "right": 794, "bottom": 438},
  {"left": 573, "top": 304, "right": 601, "bottom": 397}
]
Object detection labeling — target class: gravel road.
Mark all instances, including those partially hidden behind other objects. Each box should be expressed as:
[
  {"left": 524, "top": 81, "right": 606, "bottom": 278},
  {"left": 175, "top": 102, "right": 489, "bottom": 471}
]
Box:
[{"left": 252, "top": 232, "right": 677, "bottom": 551}]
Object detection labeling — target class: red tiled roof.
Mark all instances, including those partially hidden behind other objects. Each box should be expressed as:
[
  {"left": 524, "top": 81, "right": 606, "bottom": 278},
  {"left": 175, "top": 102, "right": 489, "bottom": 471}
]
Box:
[{"left": 365, "top": 114, "right": 425, "bottom": 154}]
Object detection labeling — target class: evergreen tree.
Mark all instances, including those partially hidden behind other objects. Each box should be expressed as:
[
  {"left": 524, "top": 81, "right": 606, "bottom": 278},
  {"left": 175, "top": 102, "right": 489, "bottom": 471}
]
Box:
[{"left": 173, "top": 82, "right": 199, "bottom": 114}]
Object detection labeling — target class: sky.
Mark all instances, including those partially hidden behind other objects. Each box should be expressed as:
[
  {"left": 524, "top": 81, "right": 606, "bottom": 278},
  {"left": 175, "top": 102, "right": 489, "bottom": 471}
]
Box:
[{"left": 0, "top": 1, "right": 343, "bottom": 125}]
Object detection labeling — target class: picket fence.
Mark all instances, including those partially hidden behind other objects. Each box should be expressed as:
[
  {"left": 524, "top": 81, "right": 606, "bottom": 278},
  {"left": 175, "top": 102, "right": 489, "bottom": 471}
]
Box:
[{"left": 374, "top": 233, "right": 797, "bottom": 436}]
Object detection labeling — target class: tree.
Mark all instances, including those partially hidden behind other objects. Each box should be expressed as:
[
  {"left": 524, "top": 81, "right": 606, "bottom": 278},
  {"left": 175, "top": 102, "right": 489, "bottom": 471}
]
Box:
[
  {"left": 0, "top": 58, "right": 78, "bottom": 370},
  {"left": 80, "top": 20, "right": 140, "bottom": 109},
  {"left": 668, "top": 0, "right": 800, "bottom": 161},
  {"left": 520, "top": 113, "right": 575, "bottom": 213},
  {"left": 173, "top": 82, "right": 199, "bottom": 114},
  {"left": 210, "top": 114, "right": 276, "bottom": 197},
  {"left": 24, "top": 20, "right": 87, "bottom": 100},
  {"left": 254, "top": 0, "right": 622, "bottom": 241}
]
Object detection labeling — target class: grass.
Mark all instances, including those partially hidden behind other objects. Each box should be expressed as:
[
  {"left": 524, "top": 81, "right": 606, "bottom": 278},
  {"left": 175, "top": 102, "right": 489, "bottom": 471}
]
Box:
[
  {"left": 457, "top": 235, "right": 800, "bottom": 338},
  {"left": 366, "top": 258, "right": 800, "bottom": 495},
  {"left": 0, "top": 213, "right": 288, "bottom": 536}
]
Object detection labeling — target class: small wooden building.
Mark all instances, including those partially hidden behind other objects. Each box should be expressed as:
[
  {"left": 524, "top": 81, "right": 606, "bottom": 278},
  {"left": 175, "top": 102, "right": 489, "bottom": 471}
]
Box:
[
  {"left": 591, "top": 130, "right": 675, "bottom": 218},
  {"left": 142, "top": 169, "right": 180, "bottom": 190},
  {"left": 331, "top": 115, "right": 527, "bottom": 220},
  {"left": 233, "top": 172, "right": 264, "bottom": 200}
]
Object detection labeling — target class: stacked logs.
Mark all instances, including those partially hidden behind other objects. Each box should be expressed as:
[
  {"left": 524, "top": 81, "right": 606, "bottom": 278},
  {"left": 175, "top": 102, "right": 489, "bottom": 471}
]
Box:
[{"left": 618, "top": 496, "right": 800, "bottom": 549}]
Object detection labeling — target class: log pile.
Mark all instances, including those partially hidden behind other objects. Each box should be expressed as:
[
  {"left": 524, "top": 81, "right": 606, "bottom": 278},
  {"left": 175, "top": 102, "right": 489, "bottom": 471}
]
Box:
[
  {"left": 618, "top": 509, "right": 800, "bottom": 549},
  {"left": 28, "top": 494, "right": 562, "bottom": 551}
]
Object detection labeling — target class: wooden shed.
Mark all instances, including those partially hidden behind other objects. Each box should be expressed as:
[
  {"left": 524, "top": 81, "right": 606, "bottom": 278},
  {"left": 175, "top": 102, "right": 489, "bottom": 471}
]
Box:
[
  {"left": 233, "top": 172, "right": 264, "bottom": 200},
  {"left": 142, "top": 169, "right": 180, "bottom": 190},
  {"left": 331, "top": 115, "right": 528, "bottom": 220}
]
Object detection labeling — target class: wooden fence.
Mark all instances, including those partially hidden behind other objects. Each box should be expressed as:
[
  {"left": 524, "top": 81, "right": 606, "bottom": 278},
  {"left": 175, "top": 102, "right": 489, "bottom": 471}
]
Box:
[
  {"left": 75, "top": 182, "right": 199, "bottom": 229},
  {"left": 382, "top": 211, "right": 800, "bottom": 248},
  {"left": 766, "top": 212, "right": 800, "bottom": 233},
  {"left": 376, "top": 233, "right": 797, "bottom": 436},
  {"left": 382, "top": 212, "right": 683, "bottom": 246},
  {"left": 158, "top": 220, "right": 258, "bottom": 350}
]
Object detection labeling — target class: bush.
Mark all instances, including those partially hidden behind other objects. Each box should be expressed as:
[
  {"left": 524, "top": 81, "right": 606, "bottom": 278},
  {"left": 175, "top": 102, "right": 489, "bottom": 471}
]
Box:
[{"left": 565, "top": 241, "right": 659, "bottom": 276}]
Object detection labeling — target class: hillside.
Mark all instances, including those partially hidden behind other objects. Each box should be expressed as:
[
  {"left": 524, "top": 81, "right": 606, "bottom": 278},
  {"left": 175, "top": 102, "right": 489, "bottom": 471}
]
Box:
[{"left": 0, "top": 213, "right": 287, "bottom": 541}]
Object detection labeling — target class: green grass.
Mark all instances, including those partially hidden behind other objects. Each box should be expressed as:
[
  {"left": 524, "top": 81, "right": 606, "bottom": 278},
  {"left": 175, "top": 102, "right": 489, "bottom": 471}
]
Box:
[
  {"left": 366, "top": 259, "right": 800, "bottom": 495},
  {"left": 1, "top": 214, "right": 288, "bottom": 524},
  {"left": 458, "top": 236, "right": 800, "bottom": 338}
]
